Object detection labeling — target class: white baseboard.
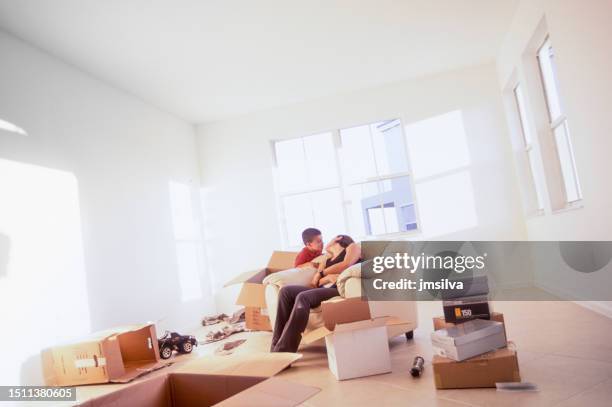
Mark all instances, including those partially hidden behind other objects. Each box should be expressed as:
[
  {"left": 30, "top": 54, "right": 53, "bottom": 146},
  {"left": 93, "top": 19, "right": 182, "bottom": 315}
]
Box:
[
  {"left": 574, "top": 301, "right": 612, "bottom": 319},
  {"left": 534, "top": 281, "right": 612, "bottom": 319}
]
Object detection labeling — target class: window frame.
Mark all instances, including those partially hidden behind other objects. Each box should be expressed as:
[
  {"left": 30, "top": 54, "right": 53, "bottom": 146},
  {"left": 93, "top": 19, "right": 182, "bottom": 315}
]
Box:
[
  {"left": 272, "top": 118, "right": 421, "bottom": 249},
  {"left": 512, "top": 82, "right": 545, "bottom": 214},
  {"left": 536, "top": 36, "right": 582, "bottom": 206}
]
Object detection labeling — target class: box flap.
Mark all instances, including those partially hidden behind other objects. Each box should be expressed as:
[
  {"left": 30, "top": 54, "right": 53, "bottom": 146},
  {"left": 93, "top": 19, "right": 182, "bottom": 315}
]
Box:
[
  {"left": 266, "top": 251, "right": 298, "bottom": 272},
  {"left": 333, "top": 317, "right": 389, "bottom": 333},
  {"left": 236, "top": 283, "right": 267, "bottom": 308},
  {"left": 177, "top": 352, "right": 302, "bottom": 377},
  {"left": 320, "top": 297, "right": 372, "bottom": 331},
  {"left": 215, "top": 377, "right": 320, "bottom": 407},
  {"left": 224, "top": 269, "right": 267, "bottom": 287},
  {"left": 302, "top": 317, "right": 388, "bottom": 343},
  {"left": 110, "top": 361, "right": 168, "bottom": 383}
]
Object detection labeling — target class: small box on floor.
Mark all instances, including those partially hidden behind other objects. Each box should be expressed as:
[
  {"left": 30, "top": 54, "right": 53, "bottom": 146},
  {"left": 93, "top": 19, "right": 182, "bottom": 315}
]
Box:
[
  {"left": 431, "top": 319, "right": 506, "bottom": 361},
  {"left": 442, "top": 294, "right": 490, "bottom": 323},
  {"left": 302, "top": 298, "right": 393, "bottom": 380},
  {"left": 433, "top": 347, "right": 521, "bottom": 389}
]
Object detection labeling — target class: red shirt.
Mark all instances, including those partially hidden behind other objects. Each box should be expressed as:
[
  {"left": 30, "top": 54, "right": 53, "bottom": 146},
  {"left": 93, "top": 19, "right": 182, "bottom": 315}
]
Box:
[{"left": 294, "top": 247, "right": 322, "bottom": 267}]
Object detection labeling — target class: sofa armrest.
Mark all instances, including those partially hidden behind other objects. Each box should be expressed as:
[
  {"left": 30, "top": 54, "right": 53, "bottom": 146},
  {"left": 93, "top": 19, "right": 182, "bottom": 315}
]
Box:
[
  {"left": 262, "top": 267, "right": 317, "bottom": 289},
  {"left": 336, "top": 262, "right": 366, "bottom": 297}
]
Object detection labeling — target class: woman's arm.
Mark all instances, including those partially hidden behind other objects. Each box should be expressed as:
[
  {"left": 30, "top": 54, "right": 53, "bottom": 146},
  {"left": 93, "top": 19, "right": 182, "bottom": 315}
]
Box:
[{"left": 321, "top": 243, "right": 361, "bottom": 276}]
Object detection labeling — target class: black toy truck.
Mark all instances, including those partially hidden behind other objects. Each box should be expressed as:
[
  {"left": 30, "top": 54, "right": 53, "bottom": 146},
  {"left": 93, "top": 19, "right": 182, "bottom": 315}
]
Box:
[{"left": 158, "top": 331, "right": 198, "bottom": 359}]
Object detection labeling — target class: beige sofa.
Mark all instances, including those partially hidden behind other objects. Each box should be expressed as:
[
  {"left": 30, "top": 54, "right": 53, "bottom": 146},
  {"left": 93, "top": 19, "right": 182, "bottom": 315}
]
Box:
[{"left": 263, "top": 242, "right": 418, "bottom": 343}]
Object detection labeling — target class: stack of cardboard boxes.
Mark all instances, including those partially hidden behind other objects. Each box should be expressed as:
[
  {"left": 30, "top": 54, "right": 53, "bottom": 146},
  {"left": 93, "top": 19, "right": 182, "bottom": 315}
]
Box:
[{"left": 430, "top": 276, "right": 521, "bottom": 389}]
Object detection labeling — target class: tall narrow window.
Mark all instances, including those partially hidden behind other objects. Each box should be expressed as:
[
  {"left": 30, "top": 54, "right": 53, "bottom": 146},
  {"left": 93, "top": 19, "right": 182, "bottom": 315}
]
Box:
[
  {"left": 513, "top": 83, "right": 545, "bottom": 210},
  {"left": 537, "top": 38, "right": 582, "bottom": 203}
]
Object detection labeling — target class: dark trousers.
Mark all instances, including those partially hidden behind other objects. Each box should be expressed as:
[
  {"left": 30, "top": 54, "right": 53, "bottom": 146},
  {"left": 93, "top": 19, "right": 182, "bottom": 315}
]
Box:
[{"left": 271, "top": 285, "right": 339, "bottom": 353}]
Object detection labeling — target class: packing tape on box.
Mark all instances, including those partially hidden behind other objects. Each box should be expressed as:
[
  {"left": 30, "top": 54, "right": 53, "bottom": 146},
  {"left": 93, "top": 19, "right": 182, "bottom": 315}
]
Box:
[{"left": 74, "top": 357, "right": 107, "bottom": 368}]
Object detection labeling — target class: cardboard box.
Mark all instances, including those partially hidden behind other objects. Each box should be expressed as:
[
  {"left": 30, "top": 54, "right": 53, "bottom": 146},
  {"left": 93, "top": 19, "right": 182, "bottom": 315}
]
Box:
[
  {"left": 302, "top": 298, "right": 395, "bottom": 380},
  {"left": 431, "top": 319, "right": 506, "bottom": 361},
  {"left": 80, "top": 352, "right": 320, "bottom": 407},
  {"left": 244, "top": 306, "right": 272, "bottom": 331},
  {"left": 225, "top": 251, "right": 297, "bottom": 331},
  {"left": 42, "top": 324, "right": 167, "bottom": 386},
  {"left": 433, "top": 347, "right": 521, "bottom": 389},
  {"left": 433, "top": 312, "right": 506, "bottom": 338},
  {"left": 442, "top": 294, "right": 490, "bottom": 323}
]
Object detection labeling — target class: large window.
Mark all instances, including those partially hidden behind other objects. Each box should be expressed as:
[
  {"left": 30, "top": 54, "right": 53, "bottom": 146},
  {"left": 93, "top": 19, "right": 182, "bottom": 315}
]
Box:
[
  {"left": 513, "top": 83, "right": 545, "bottom": 211},
  {"left": 273, "top": 119, "right": 417, "bottom": 247},
  {"left": 537, "top": 37, "right": 582, "bottom": 204}
]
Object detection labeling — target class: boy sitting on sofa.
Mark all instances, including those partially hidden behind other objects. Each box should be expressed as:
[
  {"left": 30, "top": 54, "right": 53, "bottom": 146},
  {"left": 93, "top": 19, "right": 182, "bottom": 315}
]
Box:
[{"left": 294, "top": 228, "right": 324, "bottom": 269}]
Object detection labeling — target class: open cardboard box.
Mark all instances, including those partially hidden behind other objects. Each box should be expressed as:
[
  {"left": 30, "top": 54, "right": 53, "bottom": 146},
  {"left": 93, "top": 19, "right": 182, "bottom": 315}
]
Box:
[
  {"left": 302, "top": 298, "right": 402, "bottom": 380},
  {"left": 224, "top": 251, "right": 297, "bottom": 331},
  {"left": 80, "top": 352, "right": 320, "bottom": 406},
  {"left": 42, "top": 324, "right": 168, "bottom": 386}
]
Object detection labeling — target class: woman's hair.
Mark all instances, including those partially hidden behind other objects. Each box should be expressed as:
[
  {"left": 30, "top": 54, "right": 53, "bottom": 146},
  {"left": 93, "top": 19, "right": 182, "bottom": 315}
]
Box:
[{"left": 335, "top": 235, "right": 355, "bottom": 248}]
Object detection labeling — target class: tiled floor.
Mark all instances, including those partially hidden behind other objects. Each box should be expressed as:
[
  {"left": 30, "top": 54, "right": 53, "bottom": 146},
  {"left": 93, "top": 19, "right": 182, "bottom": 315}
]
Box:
[{"left": 73, "top": 301, "right": 612, "bottom": 407}]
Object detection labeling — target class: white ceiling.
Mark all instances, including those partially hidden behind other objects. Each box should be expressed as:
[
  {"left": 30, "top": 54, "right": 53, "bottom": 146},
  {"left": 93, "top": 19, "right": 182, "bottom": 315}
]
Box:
[{"left": 0, "top": 0, "right": 518, "bottom": 123}]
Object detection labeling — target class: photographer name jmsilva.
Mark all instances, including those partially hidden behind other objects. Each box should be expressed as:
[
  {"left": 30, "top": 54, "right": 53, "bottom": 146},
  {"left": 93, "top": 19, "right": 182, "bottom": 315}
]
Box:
[{"left": 372, "top": 278, "right": 465, "bottom": 291}]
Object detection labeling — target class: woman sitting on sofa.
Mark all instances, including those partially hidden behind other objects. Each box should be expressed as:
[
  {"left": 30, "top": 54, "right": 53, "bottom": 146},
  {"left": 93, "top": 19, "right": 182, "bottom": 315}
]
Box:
[{"left": 270, "top": 234, "right": 362, "bottom": 353}]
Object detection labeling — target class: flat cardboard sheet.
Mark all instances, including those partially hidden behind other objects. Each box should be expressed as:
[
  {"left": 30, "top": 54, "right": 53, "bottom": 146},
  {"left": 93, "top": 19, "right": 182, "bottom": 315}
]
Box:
[{"left": 177, "top": 352, "right": 302, "bottom": 377}]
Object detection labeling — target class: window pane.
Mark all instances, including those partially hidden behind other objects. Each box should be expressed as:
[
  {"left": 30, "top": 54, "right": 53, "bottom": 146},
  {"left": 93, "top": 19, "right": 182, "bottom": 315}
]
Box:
[
  {"left": 345, "top": 181, "right": 380, "bottom": 237},
  {"left": 405, "top": 110, "right": 471, "bottom": 179},
  {"left": 282, "top": 193, "right": 314, "bottom": 247},
  {"left": 275, "top": 138, "right": 307, "bottom": 193},
  {"left": 370, "top": 119, "right": 409, "bottom": 176},
  {"left": 538, "top": 39, "right": 563, "bottom": 122},
  {"left": 514, "top": 84, "right": 533, "bottom": 145},
  {"left": 311, "top": 189, "right": 345, "bottom": 241},
  {"left": 303, "top": 132, "right": 339, "bottom": 189},
  {"left": 554, "top": 122, "right": 581, "bottom": 202},
  {"left": 339, "top": 124, "right": 378, "bottom": 183},
  {"left": 346, "top": 176, "right": 416, "bottom": 236},
  {"left": 527, "top": 149, "right": 545, "bottom": 210}
]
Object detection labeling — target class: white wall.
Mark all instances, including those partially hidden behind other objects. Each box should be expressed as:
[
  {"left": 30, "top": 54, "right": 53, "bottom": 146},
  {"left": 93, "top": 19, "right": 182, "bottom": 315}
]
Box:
[
  {"left": 196, "top": 63, "right": 528, "bottom": 311},
  {"left": 497, "top": 0, "right": 612, "bottom": 240},
  {"left": 0, "top": 31, "right": 213, "bottom": 384},
  {"left": 496, "top": 0, "right": 612, "bottom": 316}
]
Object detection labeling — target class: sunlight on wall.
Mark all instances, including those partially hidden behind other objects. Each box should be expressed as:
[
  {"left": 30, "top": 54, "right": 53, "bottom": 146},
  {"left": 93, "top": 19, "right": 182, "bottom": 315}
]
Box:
[
  {"left": 405, "top": 110, "right": 471, "bottom": 179},
  {"left": 414, "top": 170, "right": 478, "bottom": 237},
  {"left": 0, "top": 118, "right": 27, "bottom": 136},
  {"left": 169, "top": 181, "right": 204, "bottom": 302},
  {"left": 0, "top": 159, "right": 90, "bottom": 385},
  {"left": 404, "top": 111, "right": 478, "bottom": 237}
]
